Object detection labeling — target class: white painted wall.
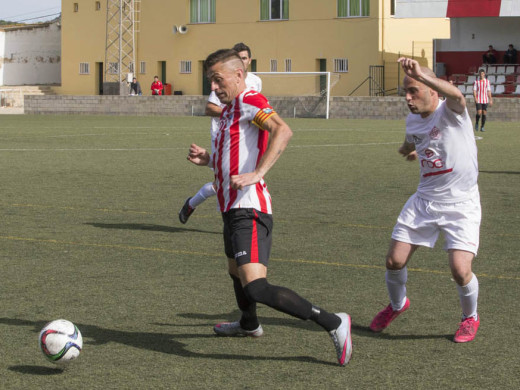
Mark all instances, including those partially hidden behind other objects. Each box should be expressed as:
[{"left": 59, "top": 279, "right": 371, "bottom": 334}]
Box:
[
  {"left": 0, "top": 22, "right": 61, "bottom": 86},
  {"left": 436, "top": 17, "right": 520, "bottom": 52}
]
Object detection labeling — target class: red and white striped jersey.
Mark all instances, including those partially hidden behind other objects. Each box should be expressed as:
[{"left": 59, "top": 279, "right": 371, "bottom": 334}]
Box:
[
  {"left": 212, "top": 88, "right": 276, "bottom": 213},
  {"left": 473, "top": 78, "right": 491, "bottom": 104}
]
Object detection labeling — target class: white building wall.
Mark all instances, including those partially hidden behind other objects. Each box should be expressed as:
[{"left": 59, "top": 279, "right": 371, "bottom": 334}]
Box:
[
  {"left": 0, "top": 22, "right": 61, "bottom": 86},
  {"left": 436, "top": 17, "right": 520, "bottom": 52},
  {"left": 0, "top": 31, "right": 5, "bottom": 85}
]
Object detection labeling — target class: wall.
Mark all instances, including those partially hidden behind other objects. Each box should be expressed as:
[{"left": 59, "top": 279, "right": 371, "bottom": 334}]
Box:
[
  {"left": 24, "top": 94, "right": 520, "bottom": 122},
  {"left": 60, "top": 0, "right": 106, "bottom": 95},
  {"left": 379, "top": 1, "right": 450, "bottom": 94},
  {"left": 0, "top": 22, "right": 61, "bottom": 86},
  {"left": 435, "top": 17, "right": 520, "bottom": 75},
  {"left": 60, "top": 0, "right": 447, "bottom": 98}
]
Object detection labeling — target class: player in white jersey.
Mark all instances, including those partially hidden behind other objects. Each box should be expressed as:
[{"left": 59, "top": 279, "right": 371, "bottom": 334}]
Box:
[
  {"left": 473, "top": 68, "right": 493, "bottom": 132},
  {"left": 179, "top": 43, "right": 262, "bottom": 223},
  {"left": 186, "top": 49, "right": 352, "bottom": 366},
  {"left": 370, "top": 58, "right": 482, "bottom": 343}
]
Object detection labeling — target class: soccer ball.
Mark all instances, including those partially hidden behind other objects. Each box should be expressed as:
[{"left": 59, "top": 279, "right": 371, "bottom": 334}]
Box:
[{"left": 39, "top": 319, "right": 83, "bottom": 364}]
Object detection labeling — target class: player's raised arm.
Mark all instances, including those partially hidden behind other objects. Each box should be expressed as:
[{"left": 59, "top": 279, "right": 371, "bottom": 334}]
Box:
[
  {"left": 398, "top": 57, "right": 466, "bottom": 115},
  {"left": 230, "top": 114, "right": 292, "bottom": 190}
]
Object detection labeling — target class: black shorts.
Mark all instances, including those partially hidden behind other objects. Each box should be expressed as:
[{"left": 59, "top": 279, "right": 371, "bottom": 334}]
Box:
[
  {"left": 222, "top": 208, "right": 273, "bottom": 267},
  {"left": 475, "top": 103, "right": 488, "bottom": 111}
]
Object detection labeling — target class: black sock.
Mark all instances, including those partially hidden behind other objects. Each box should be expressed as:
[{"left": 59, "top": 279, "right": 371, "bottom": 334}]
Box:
[
  {"left": 243, "top": 278, "right": 340, "bottom": 331},
  {"left": 475, "top": 114, "right": 480, "bottom": 127},
  {"left": 481, "top": 114, "right": 486, "bottom": 128},
  {"left": 230, "top": 274, "right": 259, "bottom": 330},
  {"left": 310, "top": 306, "right": 342, "bottom": 332}
]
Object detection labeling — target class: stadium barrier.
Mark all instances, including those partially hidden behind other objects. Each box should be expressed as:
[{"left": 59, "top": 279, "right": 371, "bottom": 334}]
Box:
[{"left": 24, "top": 95, "right": 520, "bottom": 121}]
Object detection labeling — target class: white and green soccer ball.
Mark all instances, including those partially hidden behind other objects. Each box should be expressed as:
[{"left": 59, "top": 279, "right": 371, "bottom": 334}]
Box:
[{"left": 39, "top": 319, "right": 83, "bottom": 364}]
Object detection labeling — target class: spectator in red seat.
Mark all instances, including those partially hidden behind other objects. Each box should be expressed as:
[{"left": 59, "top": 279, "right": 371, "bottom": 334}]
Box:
[
  {"left": 504, "top": 44, "right": 517, "bottom": 64},
  {"left": 482, "top": 45, "right": 497, "bottom": 64},
  {"left": 151, "top": 76, "right": 163, "bottom": 96}
]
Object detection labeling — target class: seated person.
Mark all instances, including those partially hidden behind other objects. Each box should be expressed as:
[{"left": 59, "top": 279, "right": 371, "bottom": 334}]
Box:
[
  {"left": 503, "top": 44, "right": 517, "bottom": 64},
  {"left": 151, "top": 76, "right": 163, "bottom": 95},
  {"left": 482, "top": 45, "right": 497, "bottom": 64},
  {"left": 129, "top": 77, "right": 142, "bottom": 95}
]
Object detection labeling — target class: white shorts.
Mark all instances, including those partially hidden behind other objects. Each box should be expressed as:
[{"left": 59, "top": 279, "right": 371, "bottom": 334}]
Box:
[{"left": 391, "top": 193, "right": 481, "bottom": 255}]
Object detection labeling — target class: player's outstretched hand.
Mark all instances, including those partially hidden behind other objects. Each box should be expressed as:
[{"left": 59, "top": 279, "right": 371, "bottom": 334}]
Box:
[
  {"left": 230, "top": 172, "right": 262, "bottom": 191},
  {"left": 187, "top": 144, "right": 210, "bottom": 166},
  {"left": 398, "top": 57, "right": 422, "bottom": 80}
]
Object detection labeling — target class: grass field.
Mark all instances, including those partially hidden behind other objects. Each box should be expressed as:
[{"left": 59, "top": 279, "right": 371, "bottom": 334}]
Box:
[{"left": 0, "top": 114, "right": 519, "bottom": 389}]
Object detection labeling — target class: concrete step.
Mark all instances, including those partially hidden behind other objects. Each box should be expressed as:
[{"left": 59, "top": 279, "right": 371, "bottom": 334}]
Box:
[{"left": 0, "top": 85, "right": 58, "bottom": 107}]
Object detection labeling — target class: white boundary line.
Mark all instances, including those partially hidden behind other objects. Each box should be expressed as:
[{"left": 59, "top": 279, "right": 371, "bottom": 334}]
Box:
[
  {"left": 0, "top": 141, "right": 401, "bottom": 152},
  {"left": 288, "top": 141, "right": 401, "bottom": 148}
]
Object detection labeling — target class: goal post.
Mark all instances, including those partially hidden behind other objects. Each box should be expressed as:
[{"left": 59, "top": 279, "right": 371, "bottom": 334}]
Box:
[{"left": 252, "top": 72, "right": 337, "bottom": 119}]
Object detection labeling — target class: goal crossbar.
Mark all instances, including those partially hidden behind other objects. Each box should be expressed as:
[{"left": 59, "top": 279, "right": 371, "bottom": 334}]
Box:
[{"left": 252, "top": 72, "right": 332, "bottom": 119}]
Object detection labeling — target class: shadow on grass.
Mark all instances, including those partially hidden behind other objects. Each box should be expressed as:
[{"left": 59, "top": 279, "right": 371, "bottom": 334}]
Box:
[
  {"left": 173, "top": 310, "right": 323, "bottom": 332},
  {"left": 85, "top": 222, "right": 220, "bottom": 235},
  {"left": 0, "top": 317, "right": 336, "bottom": 367},
  {"left": 9, "top": 365, "right": 65, "bottom": 375},
  {"left": 352, "top": 324, "right": 453, "bottom": 341},
  {"left": 175, "top": 312, "right": 453, "bottom": 341}
]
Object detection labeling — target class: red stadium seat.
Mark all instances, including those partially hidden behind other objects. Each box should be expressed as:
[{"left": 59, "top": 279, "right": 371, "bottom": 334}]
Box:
[
  {"left": 504, "top": 84, "right": 516, "bottom": 94},
  {"left": 457, "top": 75, "right": 468, "bottom": 83}
]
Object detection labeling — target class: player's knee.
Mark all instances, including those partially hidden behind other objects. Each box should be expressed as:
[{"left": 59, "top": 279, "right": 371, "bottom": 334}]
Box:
[
  {"left": 451, "top": 268, "right": 473, "bottom": 286},
  {"left": 243, "top": 278, "right": 269, "bottom": 304},
  {"left": 385, "top": 255, "right": 405, "bottom": 270}
]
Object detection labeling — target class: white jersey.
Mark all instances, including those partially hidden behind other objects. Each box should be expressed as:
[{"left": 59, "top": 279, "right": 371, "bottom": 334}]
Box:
[
  {"left": 209, "top": 72, "right": 262, "bottom": 145},
  {"left": 405, "top": 99, "right": 479, "bottom": 202},
  {"left": 212, "top": 88, "right": 275, "bottom": 213}
]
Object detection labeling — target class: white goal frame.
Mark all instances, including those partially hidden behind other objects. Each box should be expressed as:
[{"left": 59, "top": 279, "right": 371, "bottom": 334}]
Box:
[{"left": 252, "top": 72, "right": 332, "bottom": 119}]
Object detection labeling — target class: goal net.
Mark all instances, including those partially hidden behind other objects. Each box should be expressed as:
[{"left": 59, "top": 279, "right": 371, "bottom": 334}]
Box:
[{"left": 251, "top": 72, "right": 340, "bottom": 119}]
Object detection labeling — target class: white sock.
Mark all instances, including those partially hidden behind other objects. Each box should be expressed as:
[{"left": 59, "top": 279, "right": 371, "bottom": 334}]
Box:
[
  {"left": 189, "top": 182, "right": 216, "bottom": 208},
  {"left": 386, "top": 267, "right": 408, "bottom": 311},
  {"left": 456, "top": 273, "right": 479, "bottom": 320}
]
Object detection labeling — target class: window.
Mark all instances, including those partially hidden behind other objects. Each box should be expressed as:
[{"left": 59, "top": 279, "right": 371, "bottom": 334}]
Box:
[
  {"left": 334, "top": 58, "right": 349, "bottom": 73},
  {"left": 270, "top": 59, "right": 278, "bottom": 72},
  {"left": 108, "top": 62, "right": 119, "bottom": 74},
  {"left": 73, "top": 3, "right": 79, "bottom": 12},
  {"left": 337, "top": 0, "right": 369, "bottom": 17},
  {"left": 260, "top": 0, "right": 289, "bottom": 21},
  {"left": 180, "top": 61, "right": 192, "bottom": 74},
  {"left": 190, "top": 0, "right": 216, "bottom": 23},
  {"left": 95, "top": 1, "right": 101, "bottom": 11},
  {"left": 285, "top": 59, "right": 292, "bottom": 72},
  {"left": 139, "top": 61, "right": 146, "bottom": 74},
  {"left": 79, "top": 63, "right": 90, "bottom": 74}
]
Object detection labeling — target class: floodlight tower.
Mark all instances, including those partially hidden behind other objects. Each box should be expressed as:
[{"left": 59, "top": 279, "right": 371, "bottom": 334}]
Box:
[{"left": 104, "top": 0, "right": 140, "bottom": 93}]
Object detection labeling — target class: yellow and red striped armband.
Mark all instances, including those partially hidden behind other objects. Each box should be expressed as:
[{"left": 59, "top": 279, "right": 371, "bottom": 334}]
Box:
[{"left": 253, "top": 107, "right": 276, "bottom": 129}]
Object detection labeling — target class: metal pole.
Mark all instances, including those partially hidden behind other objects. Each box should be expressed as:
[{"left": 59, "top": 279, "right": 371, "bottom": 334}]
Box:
[{"left": 326, "top": 71, "right": 331, "bottom": 119}]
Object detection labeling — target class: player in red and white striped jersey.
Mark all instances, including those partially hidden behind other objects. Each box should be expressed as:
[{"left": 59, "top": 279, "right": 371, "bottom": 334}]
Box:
[
  {"left": 186, "top": 49, "right": 352, "bottom": 366},
  {"left": 178, "top": 43, "right": 262, "bottom": 224},
  {"left": 473, "top": 69, "right": 493, "bottom": 132}
]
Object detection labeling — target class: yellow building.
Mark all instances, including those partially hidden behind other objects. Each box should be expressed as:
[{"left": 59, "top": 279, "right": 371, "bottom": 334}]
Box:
[{"left": 59, "top": 0, "right": 450, "bottom": 96}]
